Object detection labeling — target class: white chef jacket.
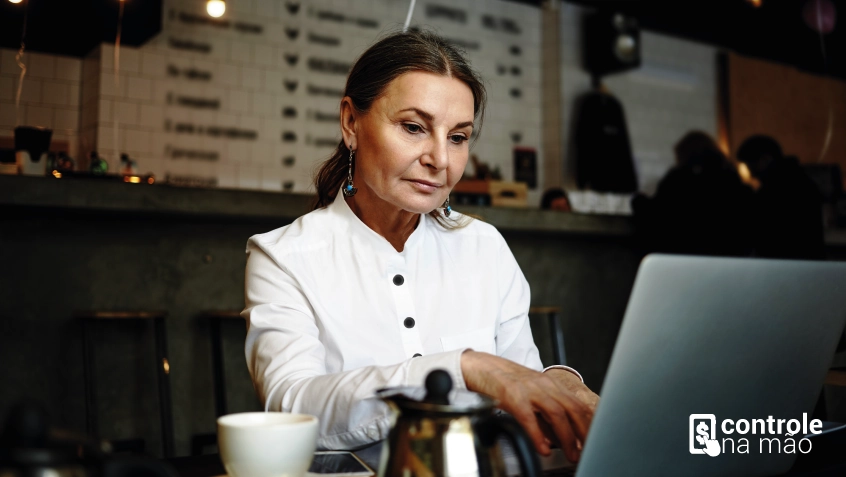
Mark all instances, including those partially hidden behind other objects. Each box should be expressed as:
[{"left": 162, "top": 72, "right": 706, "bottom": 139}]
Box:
[{"left": 243, "top": 192, "right": 578, "bottom": 450}]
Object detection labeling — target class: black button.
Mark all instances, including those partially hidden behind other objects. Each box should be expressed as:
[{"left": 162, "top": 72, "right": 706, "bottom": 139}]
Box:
[
  {"left": 393, "top": 274, "right": 404, "bottom": 286},
  {"left": 403, "top": 317, "right": 415, "bottom": 328},
  {"left": 413, "top": 353, "right": 422, "bottom": 358}
]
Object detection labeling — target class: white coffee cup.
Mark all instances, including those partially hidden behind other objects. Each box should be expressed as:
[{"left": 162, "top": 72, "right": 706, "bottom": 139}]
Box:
[{"left": 217, "top": 412, "right": 319, "bottom": 477}]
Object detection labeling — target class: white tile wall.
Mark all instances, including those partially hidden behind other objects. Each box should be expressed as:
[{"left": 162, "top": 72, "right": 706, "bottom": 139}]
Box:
[
  {"left": 126, "top": 77, "right": 153, "bottom": 101},
  {"left": 97, "top": 125, "right": 116, "bottom": 150},
  {"left": 0, "top": 48, "right": 83, "bottom": 160},
  {"left": 16, "top": 77, "right": 42, "bottom": 103},
  {"left": 228, "top": 90, "right": 251, "bottom": 113},
  {"left": 239, "top": 164, "right": 262, "bottom": 190},
  {"left": 42, "top": 82, "right": 70, "bottom": 106},
  {"left": 68, "top": 83, "right": 81, "bottom": 107},
  {"left": 217, "top": 63, "right": 240, "bottom": 88},
  {"left": 56, "top": 57, "right": 82, "bottom": 81},
  {"left": 99, "top": 71, "right": 128, "bottom": 98},
  {"left": 0, "top": 76, "right": 13, "bottom": 102},
  {"left": 254, "top": 44, "right": 274, "bottom": 67},
  {"left": 0, "top": 50, "right": 20, "bottom": 76},
  {"left": 118, "top": 48, "right": 142, "bottom": 75},
  {"left": 77, "top": 49, "right": 101, "bottom": 167},
  {"left": 139, "top": 104, "right": 164, "bottom": 129},
  {"left": 26, "top": 52, "right": 56, "bottom": 79},
  {"left": 0, "top": 104, "right": 18, "bottom": 128},
  {"left": 98, "top": 99, "right": 113, "bottom": 122},
  {"left": 125, "top": 129, "right": 151, "bottom": 154},
  {"left": 115, "top": 101, "right": 139, "bottom": 125},
  {"left": 54, "top": 109, "right": 79, "bottom": 132},
  {"left": 77, "top": 0, "right": 547, "bottom": 193}
]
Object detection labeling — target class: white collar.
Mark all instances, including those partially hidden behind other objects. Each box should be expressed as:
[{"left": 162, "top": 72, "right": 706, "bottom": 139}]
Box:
[{"left": 328, "top": 189, "right": 427, "bottom": 255}]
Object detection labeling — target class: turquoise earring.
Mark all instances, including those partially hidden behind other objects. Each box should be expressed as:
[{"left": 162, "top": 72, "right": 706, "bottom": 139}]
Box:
[{"left": 343, "top": 148, "right": 357, "bottom": 197}]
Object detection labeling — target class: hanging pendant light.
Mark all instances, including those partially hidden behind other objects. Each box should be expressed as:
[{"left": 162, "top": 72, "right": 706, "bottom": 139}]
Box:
[{"left": 207, "top": 0, "right": 226, "bottom": 18}]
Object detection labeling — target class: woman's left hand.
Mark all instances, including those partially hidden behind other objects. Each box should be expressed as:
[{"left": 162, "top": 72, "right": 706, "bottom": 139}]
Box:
[
  {"left": 539, "top": 368, "right": 599, "bottom": 451},
  {"left": 461, "top": 351, "right": 599, "bottom": 462},
  {"left": 544, "top": 368, "right": 599, "bottom": 413}
]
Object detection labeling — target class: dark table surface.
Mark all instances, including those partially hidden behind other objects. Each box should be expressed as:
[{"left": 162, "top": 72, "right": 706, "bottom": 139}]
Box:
[
  {"left": 163, "top": 433, "right": 846, "bottom": 477},
  {"left": 162, "top": 453, "right": 575, "bottom": 477}
]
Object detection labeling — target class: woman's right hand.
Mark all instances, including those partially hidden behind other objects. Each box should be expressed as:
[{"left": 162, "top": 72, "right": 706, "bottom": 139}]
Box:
[{"left": 460, "top": 350, "right": 597, "bottom": 463}]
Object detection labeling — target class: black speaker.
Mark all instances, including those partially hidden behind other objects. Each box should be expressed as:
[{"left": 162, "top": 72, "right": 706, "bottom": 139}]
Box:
[{"left": 583, "top": 11, "right": 641, "bottom": 78}]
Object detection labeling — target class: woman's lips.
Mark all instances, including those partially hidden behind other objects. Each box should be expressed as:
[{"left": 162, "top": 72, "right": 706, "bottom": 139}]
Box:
[{"left": 407, "top": 179, "right": 442, "bottom": 193}]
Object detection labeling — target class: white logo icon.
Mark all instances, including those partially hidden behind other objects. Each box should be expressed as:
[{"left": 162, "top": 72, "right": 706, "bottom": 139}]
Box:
[{"left": 690, "top": 414, "right": 721, "bottom": 457}]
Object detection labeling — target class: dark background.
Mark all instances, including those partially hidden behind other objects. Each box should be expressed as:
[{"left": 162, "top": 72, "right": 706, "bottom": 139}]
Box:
[{"left": 2, "top": 0, "right": 843, "bottom": 79}]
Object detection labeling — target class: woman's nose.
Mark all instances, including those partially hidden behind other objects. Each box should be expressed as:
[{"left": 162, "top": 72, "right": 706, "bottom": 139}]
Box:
[{"left": 422, "top": 138, "right": 449, "bottom": 171}]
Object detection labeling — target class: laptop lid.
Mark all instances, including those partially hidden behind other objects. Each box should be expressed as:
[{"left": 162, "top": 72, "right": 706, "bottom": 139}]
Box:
[{"left": 576, "top": 254, "right": 846, "bottom": 477}]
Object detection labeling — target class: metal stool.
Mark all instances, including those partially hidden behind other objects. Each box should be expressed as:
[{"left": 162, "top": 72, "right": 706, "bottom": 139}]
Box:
[
  {"left": 529, "top": 306, "right": 567, "bottom": 366},
  {"left": 191, "top": 310, "right": 242, "bottom": 456},
  {"left": 79, "top": 311, "right": 174, "bottom": 457}
]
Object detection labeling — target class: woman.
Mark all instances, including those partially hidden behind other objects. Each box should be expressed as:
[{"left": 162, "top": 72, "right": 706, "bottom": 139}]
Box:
[{"left": 243, "top": 30, "right": 598, "bottom": 463}]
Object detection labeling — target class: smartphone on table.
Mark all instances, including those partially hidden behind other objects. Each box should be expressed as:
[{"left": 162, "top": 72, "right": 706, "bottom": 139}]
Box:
[{"left": 306, "top": 451, "right": 374, "bottom": 476}]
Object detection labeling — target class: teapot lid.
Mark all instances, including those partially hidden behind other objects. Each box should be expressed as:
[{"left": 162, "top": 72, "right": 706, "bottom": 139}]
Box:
[{"left": 376, "top": 370, "right": 497, "bottom": 414}]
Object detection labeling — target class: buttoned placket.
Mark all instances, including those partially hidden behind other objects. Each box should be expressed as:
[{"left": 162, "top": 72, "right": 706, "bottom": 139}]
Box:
[
  {"left": 387, "top": 253, "right": 424, "bottom": 359},
  {"left": 335, "top": 193, "right": 427, "bottom": 360}
]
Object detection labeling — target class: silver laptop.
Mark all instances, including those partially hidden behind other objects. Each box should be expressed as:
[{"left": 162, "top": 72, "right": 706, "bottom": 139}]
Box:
[{"left": 575, "top": 254, "right": 846, "bottom": 477}]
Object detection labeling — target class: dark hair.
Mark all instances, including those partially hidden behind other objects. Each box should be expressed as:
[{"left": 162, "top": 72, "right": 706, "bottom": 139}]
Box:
[
  {"left": 736, "top": 135, "right": 783, "bottom": 163},
  {"left": 674, "top": 131, "right": 724, "bottom": 168},
  {"left": 312, "top": 30, "right": 486, "bottom": 228},
  {"left": 736, "top": 135, "right": 783, "bottom": 178},
  {"left": 540, "top": 188, "right": 569, "bottom": 209}
]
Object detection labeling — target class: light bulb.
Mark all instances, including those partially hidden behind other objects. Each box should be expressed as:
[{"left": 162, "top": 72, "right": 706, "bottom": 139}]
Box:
[
  {"left": 9, "top": 0, "right": 24, "bottom": 4},
  {"left": 207, "top": 0, "right": 225, "bottom": 17}
]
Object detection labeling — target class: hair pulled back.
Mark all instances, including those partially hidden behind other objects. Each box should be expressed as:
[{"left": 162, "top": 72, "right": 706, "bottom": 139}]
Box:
[{"left": 312, "top": 30, "right": 486, "bottom": 227}]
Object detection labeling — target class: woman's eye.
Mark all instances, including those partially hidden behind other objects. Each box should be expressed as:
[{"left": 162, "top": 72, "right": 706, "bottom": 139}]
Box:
[
  {"left": 450, "top": 134, "right": 468, "bottom": 144},
  {"left": 403, "top": 123, "right": 422, "bottom": 134}
]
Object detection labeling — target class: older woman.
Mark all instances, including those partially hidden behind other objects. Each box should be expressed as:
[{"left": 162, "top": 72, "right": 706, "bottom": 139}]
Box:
[{"left": 243, "top": 31, "right": 598, "bottom": 463}]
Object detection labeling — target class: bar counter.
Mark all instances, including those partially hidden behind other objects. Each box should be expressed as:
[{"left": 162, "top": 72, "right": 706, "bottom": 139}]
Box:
[
  {"left": 3, "top": 175, "right": 844, "bottom": 245},
  {"left": 0, "top": 175, "right": 634, "bottom": 237}
]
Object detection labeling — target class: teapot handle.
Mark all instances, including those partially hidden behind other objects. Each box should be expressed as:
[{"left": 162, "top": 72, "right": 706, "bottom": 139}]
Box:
[{"left": 477, "top": 415, "right": 542, "bottom": 477}]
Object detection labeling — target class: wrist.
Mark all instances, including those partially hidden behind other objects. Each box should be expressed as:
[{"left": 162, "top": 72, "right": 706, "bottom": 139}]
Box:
[
  {"left": 460, "top": 350, "right": 499, "bottom": 393},
  {"left": 543, "top": 365, "right": 584, "bottom": 383},
  {"left": 460, "top": 350, "right": 481, "bottom": 383}
]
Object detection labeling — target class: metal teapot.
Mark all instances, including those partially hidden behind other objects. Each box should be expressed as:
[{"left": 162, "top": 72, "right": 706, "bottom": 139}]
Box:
[
  {"left": 0, "top": 401, "right": 176, "bottom": 477},
  {"left": 376, "top": 369, "right": 542, "bottom": 477}
]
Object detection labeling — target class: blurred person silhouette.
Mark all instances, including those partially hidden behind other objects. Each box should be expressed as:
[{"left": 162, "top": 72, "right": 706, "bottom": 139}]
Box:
[
  {"left": 736, "top": 135, "right": 825, "bottom": 260},
  {"left": 632, "top": 131, "right": 754, "bottom": 256},
  {"left": 541, "top": 187, "right": 572, "bottom": 212},
  {"left": 573, "top": 83, "right": 638, "bottom": 193}
]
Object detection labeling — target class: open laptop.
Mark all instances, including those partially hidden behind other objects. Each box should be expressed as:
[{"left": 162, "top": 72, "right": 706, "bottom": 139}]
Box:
[{"left": 573, "top": 254, "right": 846, "bottom": 477}]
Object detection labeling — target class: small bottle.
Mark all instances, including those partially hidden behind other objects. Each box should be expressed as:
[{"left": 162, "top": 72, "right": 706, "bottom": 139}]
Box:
[
  {"left": 56, "top": 152, "right": 75, "bottom": 172},
  {"left": 45, "top": 152, "right": 57, "bottom": 174},
  {"left": 120, "top": 153, "right": 138, "bottom": 175},
  {"left": 89, "top": 151, "right": 108, "bottom": 175}
]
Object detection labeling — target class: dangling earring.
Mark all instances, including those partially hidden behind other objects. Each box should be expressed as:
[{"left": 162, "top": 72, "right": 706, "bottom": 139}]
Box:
[
  {"left": 343, "top": 148, "right": 357, "bottom": 197},
  {"left": 443, "top": 196, "right": 452, "bottom": 217}
]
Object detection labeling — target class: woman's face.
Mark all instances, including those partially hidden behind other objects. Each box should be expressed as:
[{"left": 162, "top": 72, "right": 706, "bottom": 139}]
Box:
[{"left": 342, "top": 71, "right": 475, "bottom": 215}]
